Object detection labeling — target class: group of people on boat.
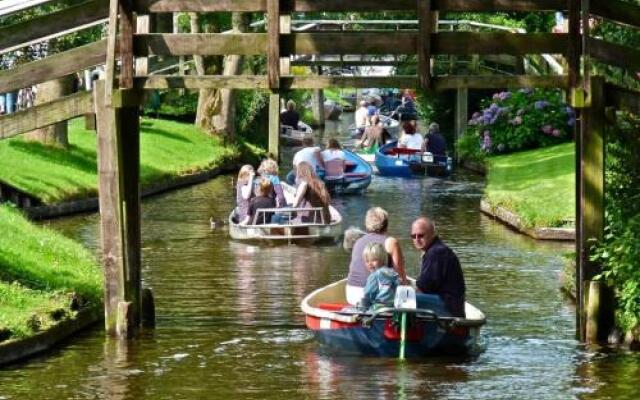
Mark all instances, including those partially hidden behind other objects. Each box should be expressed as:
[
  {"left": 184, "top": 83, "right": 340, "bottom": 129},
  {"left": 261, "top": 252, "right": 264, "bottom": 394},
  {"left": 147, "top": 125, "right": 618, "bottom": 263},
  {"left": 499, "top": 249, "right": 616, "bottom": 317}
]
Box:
[
  {"left": 347, "top": 207, "right": 466, "bottom": 318},
  {"left": 235, "top": 154, "right": 332, "bottom": 226}
]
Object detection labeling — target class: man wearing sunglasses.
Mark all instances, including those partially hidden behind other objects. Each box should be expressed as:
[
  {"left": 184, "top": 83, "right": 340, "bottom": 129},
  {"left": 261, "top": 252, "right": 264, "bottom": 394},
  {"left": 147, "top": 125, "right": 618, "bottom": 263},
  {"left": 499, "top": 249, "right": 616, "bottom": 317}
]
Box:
[{"left": 411, "top": 217, "right": 466, "bottom": 317}]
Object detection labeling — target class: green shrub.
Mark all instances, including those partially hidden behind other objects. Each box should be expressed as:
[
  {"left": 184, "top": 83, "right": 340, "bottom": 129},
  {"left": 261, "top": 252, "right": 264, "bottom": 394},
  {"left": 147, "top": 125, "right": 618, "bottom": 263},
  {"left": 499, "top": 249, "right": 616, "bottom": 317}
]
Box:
[
  {"left": 456, "top": 132, "right": 485, "bottom": 163},
  {"left": 466, "top": 88, "right": 575, "bottom": 154}
]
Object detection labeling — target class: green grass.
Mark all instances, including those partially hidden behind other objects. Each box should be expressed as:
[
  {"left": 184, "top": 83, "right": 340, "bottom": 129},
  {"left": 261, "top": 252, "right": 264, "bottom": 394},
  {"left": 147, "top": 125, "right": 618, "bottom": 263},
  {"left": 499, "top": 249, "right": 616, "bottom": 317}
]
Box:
[
  {"left": 0, "top": 117, "right": 243, "bottom": 203},
  {"left": 484, "top": 142, "right": 575, "bottom": 229},
  {"left": 0, "top": 204, "right": 102, "bottom": 340}
]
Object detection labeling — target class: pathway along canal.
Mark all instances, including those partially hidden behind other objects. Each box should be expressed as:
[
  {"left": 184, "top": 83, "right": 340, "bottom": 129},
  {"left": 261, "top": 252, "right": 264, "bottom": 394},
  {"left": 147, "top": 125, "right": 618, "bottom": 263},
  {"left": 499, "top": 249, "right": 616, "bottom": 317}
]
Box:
[{"left": 1, "top": 121, "right": 639, "bottom": 399}]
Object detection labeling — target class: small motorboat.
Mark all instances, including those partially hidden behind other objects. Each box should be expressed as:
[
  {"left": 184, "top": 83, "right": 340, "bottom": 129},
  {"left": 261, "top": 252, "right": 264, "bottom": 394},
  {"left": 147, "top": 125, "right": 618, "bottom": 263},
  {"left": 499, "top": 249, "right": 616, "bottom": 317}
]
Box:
[
  {"left": 375, "top": 140, "right": 453, "bottom": 178},
  {"left": 324, "top": 100, "right": 343, "bottom": 121},
  {"left": 322, "top": 150, "right": 372, "bottom": 195},
  {"left": 228, "top": 182, "right": 342, "bottom": 244},
  {"left": 301, "top": 279, "right": 486, "bottom": 357},
  {"left": 280, "top": 122, "right": 313, "bottom": 147}
]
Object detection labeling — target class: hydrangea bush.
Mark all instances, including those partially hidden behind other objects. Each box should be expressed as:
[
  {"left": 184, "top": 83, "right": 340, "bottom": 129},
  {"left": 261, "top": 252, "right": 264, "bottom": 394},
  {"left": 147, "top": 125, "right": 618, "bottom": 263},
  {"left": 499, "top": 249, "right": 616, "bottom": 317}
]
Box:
[{"left": 464, "top": 88, "right": 575, "bottom": 155}]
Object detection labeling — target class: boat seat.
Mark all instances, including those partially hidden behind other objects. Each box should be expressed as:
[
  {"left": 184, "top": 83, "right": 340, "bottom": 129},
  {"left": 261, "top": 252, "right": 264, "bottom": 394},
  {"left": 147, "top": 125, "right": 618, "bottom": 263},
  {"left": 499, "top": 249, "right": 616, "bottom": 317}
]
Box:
[{"left": 318, "top": 303, "right": 349, "bottom": 311}]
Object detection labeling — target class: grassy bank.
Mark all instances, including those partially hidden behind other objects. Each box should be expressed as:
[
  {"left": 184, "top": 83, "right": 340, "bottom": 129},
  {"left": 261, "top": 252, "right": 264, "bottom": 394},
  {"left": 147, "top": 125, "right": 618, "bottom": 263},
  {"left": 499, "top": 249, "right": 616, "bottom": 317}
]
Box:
[
  {"left": 484, "top": 142, "right": 575, "bottom": 229},
  {"left": 0, "top": 117, "right": 248, "bottom": 204},
  {"left": 0, "top": 205, "right": 101, "bottom": 340}
]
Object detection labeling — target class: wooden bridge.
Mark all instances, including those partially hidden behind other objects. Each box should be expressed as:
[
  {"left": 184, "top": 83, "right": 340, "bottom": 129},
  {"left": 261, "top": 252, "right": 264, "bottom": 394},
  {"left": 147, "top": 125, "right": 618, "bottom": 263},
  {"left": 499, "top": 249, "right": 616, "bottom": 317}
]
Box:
[{"left": 1, "top": 0, "right": 640, "bottom": 342}]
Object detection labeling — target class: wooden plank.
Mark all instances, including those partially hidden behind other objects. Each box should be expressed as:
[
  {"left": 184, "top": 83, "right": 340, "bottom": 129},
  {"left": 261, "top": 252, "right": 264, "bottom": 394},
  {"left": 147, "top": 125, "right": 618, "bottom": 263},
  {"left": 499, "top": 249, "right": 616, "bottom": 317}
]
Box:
[
  {"left": 0, "top": 40, "right": 108, "bottom": 93},
  {"left": 432, "top": 75, "right": 569, "bottom": 90},
  {"left": 417, "top": 0, "right": 433, "bottom": 90},
  {"left": 282, "top": 75, "right": 418, "bottom": 89},
  {"left": 134, "top": 33, "right": 267, "bottom": 56},
  {"left": 0, "top": 0, "right": 108, "bottom": 51},
  {"left": 434, "top": 32, "right": 568, "bottom": 55},
  {"left": 268, "top": 91, "right": 280, "bottom": 159},
  {"left": 105, "top": 0, "right": 120, "bottom": 105},
  {"left": 454, "top": 87, "right": 468, "bottom": 156},
  {"left": 267, "top": 0, "right": 280, "bottom": 89},
  {"left": 605, "top": 84, "right": 640, "bottom": 116},
  {"left": 135, "top": 15, "right": 150, "bottom": 76},
  {"left": 591, "top": 0, "right": 640, "bottom": 29},
  {"left": 119, "top": 0, "right": 135, "bottom": 89},
  {"left": 94, "top": 80, "right": 125, "bottom": 335},
  {"left": 0, "top": 92, "right": 93, "bottom": 139},
  {"left": 292, "top": 60, "right": 404, "bottom": 67},
  {"left": 135, "top": 75, "right": 269, "bottom": 89},
  {"left": 287, "top": 32, "right": 416, "bottom": 55},
  {"left": 588, "top": 37, "right": 640, "bottom": 72},
  {"left": 567, "top": 0, "right": 580, "bottom": 91},
  {"left": 135, "top": 0, "right": 566, "bottom": 12}
]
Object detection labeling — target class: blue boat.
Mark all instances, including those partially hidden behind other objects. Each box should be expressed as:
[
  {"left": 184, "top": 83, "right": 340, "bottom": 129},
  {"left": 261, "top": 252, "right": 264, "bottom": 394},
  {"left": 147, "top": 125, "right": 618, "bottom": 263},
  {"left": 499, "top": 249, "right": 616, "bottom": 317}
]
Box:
[
  {"left": 288, "top": 150, "right": 372, "bottom": 195},
  {"left": 375, "top": 140, "right": 453, "bottom": 178},
  {"left": 301, "top": 279, "right": 486, "bottom": 357}
]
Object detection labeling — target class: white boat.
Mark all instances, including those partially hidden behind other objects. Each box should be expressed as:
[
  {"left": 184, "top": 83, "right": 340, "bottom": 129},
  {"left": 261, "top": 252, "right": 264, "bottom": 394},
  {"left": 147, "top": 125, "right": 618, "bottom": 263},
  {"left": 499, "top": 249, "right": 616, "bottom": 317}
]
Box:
[
  {"left": 228, "top": 182, "right": 343, "bottom": 244},
  {"left": 280, "top": 122, "right": 313, "bottom": 147}
]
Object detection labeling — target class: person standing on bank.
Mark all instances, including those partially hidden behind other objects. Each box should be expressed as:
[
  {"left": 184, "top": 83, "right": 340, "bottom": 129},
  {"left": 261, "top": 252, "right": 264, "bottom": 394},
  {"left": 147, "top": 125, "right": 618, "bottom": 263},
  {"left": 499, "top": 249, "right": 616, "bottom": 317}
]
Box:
[
  {"left": 346, "top": 207, "right": 408, "bottom": 305},
  {"left": 410, "top": 217, "right": 466, "bottom": 317}
]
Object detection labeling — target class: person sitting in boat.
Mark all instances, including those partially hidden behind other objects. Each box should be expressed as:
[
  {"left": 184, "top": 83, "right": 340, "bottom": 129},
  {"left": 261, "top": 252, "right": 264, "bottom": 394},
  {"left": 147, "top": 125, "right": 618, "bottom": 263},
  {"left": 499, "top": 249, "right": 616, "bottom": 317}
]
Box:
[
  {"left": 354, "top": 100, "right": 370, "bottom": 135},
  {"left": 280, "top": 100, "right": 300, "bottom": 130},
  {"left": 257, "top": 158, "right": 286, "bottom": 208},
  {"left": 321, "top": 138, "right": 346, "bottom": 179},
  {"left": 235, "top": 165, "right": 255, "bottom": 223},
  {"left": 410, "top": 217, "right": 466, "bottom": 317},
  {"left": 243, "top": 178, "right": 277, "bottom": 225},
  {"left": 424, "top": 122, "right": 447, "bottom": 156},
  {"left": 346, "top": 207, "right": 408, "bottom": 305},
  {"left": 398, "top": 121, "right": 424, "bottom": 151},
  {"left": 356, "top": 114, "right": 391, "bottom": 152},
  {"left": 287, "top": 137, "right": 325, "bottom": 184},
  {"left": 292, "top": 161, "right": 332, "bottom": 224},
  {"left": 357, "top": 242, "right": 400, "bottom": 311}
]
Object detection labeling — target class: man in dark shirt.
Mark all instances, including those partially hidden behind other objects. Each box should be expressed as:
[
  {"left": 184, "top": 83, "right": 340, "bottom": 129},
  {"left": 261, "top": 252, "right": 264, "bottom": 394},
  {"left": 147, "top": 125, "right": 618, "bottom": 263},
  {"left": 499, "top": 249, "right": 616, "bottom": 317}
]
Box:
[
  {"left": 411, "top": 217, "right": 466, "bottom": 317},
  {"left": 424, "top": 123, "right": 447, "bottom": 156},
  {"left": 280, "top": 100, "right": 300, "bottom": 129}
]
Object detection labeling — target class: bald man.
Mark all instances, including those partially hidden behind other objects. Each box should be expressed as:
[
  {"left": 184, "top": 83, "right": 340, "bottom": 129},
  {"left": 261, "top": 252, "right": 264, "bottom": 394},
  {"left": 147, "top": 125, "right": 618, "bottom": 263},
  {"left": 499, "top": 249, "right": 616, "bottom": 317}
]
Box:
[{"left": 410, "top": 217, "right": 466, "bottom": 317}]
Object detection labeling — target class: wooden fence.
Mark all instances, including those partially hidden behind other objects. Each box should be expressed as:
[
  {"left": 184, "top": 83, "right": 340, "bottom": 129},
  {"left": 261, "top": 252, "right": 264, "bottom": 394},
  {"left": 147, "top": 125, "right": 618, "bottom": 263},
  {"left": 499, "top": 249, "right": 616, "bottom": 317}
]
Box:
[{"left": 0, "top": 0, "right": 639, "bottom": 340}]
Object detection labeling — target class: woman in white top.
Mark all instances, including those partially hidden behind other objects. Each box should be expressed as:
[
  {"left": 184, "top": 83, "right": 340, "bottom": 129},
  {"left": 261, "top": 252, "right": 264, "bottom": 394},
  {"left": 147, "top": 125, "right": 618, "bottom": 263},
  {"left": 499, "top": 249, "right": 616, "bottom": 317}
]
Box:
[
  {"left": 398, "top": 121, "right": 424, "bottom": 150},
  {"left": 321, "top": 138, "right": 346, "bottom": 179}
]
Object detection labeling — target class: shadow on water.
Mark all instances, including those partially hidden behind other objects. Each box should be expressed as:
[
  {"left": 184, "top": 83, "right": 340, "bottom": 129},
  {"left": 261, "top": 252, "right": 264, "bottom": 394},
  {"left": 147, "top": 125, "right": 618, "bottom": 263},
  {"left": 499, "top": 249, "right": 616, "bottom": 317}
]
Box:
[{"left": 0, "top": 113, "right": 638, "bottom": 399}]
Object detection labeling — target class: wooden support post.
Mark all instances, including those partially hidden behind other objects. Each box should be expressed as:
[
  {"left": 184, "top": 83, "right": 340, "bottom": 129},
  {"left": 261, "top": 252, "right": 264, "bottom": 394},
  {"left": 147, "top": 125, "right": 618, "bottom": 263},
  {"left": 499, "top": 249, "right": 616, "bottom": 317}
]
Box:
[
  {"left": 312, "top": 66, "right": 325, "bottom": 127},
  {"left": 568, "top": 0, "right": 582, "bottom": 104},
  {"left": 269, "top": 91, "right": 280, "bottom": 160},
  {"left": 267, "top": 0, "right": 280, "bottom": 90},
  {"left": 417, "top": 0, "right": 433, "bottom": 91},
  {"left": 579, "top": 76, "right": 605, "bottom": 341},
  {"left": 454, "top": 87, "right": 468, "bottom": 160},
  {"left": 135, "top": 14, "right": 150, "bottom": 76}
]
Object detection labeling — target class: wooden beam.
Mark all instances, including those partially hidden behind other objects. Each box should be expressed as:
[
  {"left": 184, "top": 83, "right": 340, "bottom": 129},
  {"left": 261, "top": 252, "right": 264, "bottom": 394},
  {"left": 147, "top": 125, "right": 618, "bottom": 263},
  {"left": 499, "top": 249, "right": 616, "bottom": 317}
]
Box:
[
  {"left": 454, "top": 87, "right": 468, "bottom": 156},
  {"left": 135, "top": 75, "right": 269, "bottom": 89},
  {"left": 292, "top": 60, "right": 404, "bottom": 67},
  {"left": 267, "top": 0, "right": 280, "bottom": 89},
  {"left": 432, "top": 75, "right": 569, "bottom": 90},
  {"left": 417, "top": 0, "right": 433, "bottom": 90},
  {"left": 433, "top": 32, "right": 568, "bottom": 55},
  {"left": 105, "top": 0, "right": 120, "bottom": 105},
  {"left": 119, "top": 0, "right": 135, "bottom": 89},
  {"left": 605, "top": 84, "right": 640, "bottom": 116},
  {"left": 281, "top": 75, "right": 419, "bottom": 89},
  {"left": 0, "top": 40, "right": 108, "bottom": 94},
  {"left": 0, "top": 0, "right": 108, "bottom": 52},
  {"left": 567, "top": 0, "right": 581, "bottom": 91},
  {"left": 268, "top": 91, "right": 280, "bottom": 159},
  {"left": 0, "top": 92, "right": 93, "bottom": 139},
  {"left": 136, "top": 0, "right": 567, "bottom": 13},
  {"left": 591, "top": 0, "right": 640, "bottom": 29},
  {"left": 134, "top": 33, "right": 267, "bottom": 56},
  {"left": 588, "top": 37, "right": 640, "bottom": 73}
]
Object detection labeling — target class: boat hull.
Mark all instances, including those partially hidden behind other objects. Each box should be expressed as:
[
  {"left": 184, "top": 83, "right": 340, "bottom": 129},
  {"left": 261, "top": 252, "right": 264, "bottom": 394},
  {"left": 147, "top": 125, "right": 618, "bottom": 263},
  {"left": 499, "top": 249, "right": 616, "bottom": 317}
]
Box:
[
  {"left": 323, "top": 150, "right": 372, "bottom": 195},
  {"left": 375, "top": 141, "right": 453, "bottom": 178}
]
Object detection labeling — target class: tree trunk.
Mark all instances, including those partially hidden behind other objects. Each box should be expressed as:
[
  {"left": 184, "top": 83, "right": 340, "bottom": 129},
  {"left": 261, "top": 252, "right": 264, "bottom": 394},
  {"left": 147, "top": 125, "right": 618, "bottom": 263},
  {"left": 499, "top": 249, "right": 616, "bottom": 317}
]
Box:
[
  {"left": 211, "top": 12, "right": 250, "bottom": 139},
  {"left": 24, "top": 74, "right": 75, "bottom": 148},
  {"left": 192, "top": 13, "right": 222, "bottom": 133}
]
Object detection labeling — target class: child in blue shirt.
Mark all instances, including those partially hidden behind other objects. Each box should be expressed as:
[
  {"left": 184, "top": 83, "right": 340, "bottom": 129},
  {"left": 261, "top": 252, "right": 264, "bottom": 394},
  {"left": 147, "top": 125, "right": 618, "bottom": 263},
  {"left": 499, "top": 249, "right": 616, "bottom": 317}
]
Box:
[{"left": 358, "top": 242, "right": 399, "bottom": 311}]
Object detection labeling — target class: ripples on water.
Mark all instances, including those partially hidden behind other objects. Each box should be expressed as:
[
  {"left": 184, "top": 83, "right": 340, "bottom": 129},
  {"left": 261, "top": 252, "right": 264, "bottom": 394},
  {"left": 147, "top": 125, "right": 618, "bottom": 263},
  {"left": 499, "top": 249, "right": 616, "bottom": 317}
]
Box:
[{"left": 1, "top": 119, "right": 638, "bottom": 399}]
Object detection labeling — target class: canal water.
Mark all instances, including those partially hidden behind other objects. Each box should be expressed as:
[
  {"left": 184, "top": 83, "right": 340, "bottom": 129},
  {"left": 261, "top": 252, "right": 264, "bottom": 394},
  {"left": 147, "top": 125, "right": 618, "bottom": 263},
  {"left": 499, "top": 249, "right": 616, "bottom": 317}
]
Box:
[{"left": 1, "top": 116, "right": 639, "bottom": 399}]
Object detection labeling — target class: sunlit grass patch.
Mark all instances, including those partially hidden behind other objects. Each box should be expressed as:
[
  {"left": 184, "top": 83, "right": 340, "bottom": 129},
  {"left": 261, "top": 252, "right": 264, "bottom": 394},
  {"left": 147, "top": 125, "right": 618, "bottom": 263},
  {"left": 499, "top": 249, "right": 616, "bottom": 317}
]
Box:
[{"left": 484, "top": 142, "right": 575, "bottom": 229}]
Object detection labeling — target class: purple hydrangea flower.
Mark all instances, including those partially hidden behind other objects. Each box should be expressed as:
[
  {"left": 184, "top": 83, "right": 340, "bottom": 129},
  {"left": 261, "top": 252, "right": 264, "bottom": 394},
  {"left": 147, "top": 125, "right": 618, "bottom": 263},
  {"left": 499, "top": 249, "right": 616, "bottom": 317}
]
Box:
[
  {"left": 535, "top": 101, "right": 550, "bottom": 110},
  {"left": 498, "top": 91, "right": 512, "bottom": 101},
  {"left": 472, "top": 112, "right": 481, "bottom": 119},
  {"left": 567, "top": 117, "right": 576, "bottom": 127},
  {"left": 551, "top": 129, "right": 562, "bottom": 137},
  {"left": 489, "top": 103, "right": 499, "bottom": 112},
  {"left": 482, "top": 130, "right": 492, "bottom": 152},
  {"left": 493, "top": 93, "right": 501, "bottom": 101},
  {"left": 541, "top": 124, "right": 553, "bottom": 135}
]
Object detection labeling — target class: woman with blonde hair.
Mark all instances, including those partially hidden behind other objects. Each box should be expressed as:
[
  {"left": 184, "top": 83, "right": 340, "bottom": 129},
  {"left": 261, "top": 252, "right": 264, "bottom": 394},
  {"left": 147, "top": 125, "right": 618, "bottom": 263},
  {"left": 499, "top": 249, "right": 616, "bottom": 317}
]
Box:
[
  {"left": 292, "top": 161, "right": 331, "bottom": 224},
  {"left": 235, "top": 164, "right": 255, "bottom": 223},
  {"left": 346, "top": 207, "right": 408, "bottom": 305},
  {"left": 257, "top": 157, "right": 286, "bottom": 208}
]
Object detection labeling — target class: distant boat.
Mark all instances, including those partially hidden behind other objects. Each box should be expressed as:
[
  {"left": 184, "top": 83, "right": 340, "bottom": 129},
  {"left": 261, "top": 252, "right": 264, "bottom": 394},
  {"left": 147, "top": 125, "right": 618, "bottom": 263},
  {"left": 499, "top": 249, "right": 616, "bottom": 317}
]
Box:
[
  {"left": 375, "top": 140, "right": 453, "bottom": 178},
  {"left": 322, "top": 150, "right": 372, "bottom": 195},
  {"left": 280, "top": 122, "right": 313, "bottom": 147},
  {"left": 301, "top": 279, "right": 486, "bottom": 357},
  {"left": 324, "top": 100, "right": 343, "bottom": 120},
  {"left": 228, "top": 182, "right": 342, "bottom": 244}
]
